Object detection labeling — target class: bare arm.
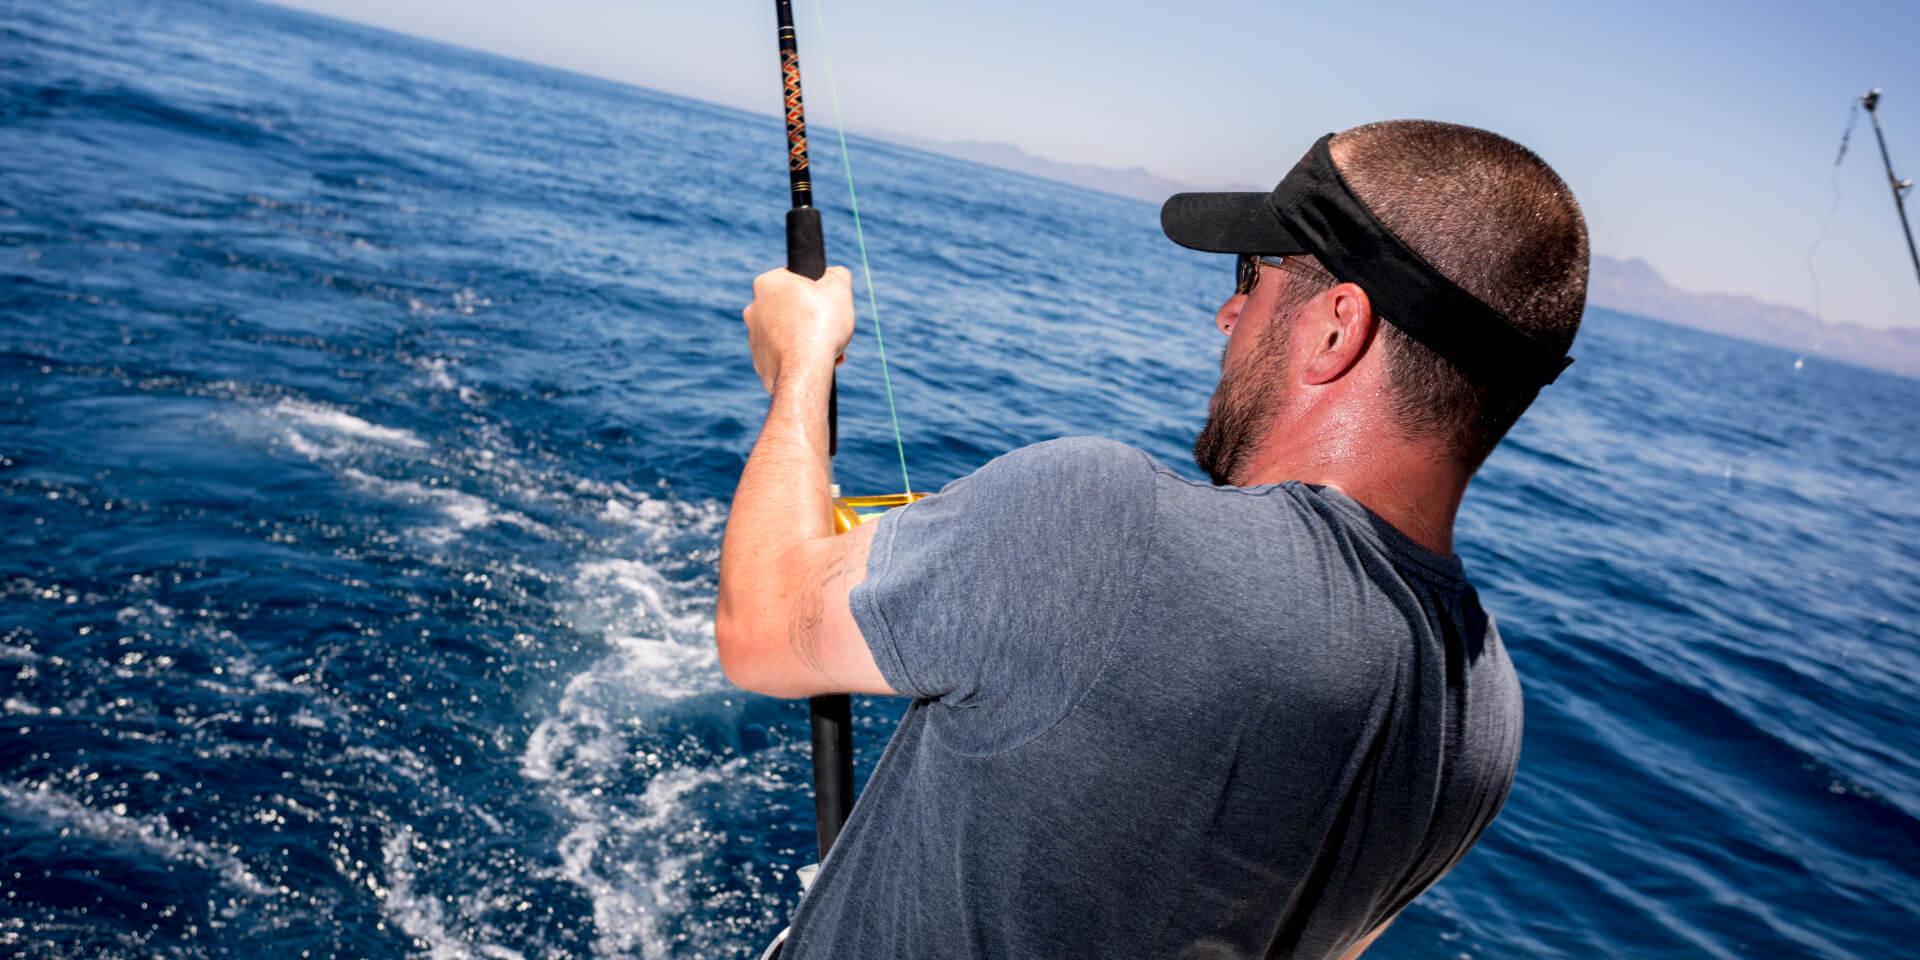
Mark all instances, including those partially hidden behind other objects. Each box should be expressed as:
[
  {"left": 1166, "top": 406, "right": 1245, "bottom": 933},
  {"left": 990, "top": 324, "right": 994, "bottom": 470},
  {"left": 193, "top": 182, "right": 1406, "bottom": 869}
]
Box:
[
  {"left": 713, "top": 266, "right": 895, "bottom": 699},
  {"left": 1335, "top": 918, "right": 1395, "bottom": 960}
]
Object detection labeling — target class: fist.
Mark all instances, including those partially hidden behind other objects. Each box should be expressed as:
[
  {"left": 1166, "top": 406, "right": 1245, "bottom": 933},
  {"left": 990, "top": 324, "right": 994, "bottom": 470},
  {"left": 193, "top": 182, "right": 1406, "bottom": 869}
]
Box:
[{"left": 742, "top": 265, "right": 855, "bottom": 394}]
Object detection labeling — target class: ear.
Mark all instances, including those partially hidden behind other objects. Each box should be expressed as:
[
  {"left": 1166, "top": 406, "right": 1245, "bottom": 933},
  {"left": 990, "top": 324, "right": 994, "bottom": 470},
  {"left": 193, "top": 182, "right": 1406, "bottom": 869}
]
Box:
[
  {"left": 1300, "top": 282, "right": 1378, "bottom": 385},
  {"left": 1214, "top": 293, "right": 1249, "bottom": 336}
]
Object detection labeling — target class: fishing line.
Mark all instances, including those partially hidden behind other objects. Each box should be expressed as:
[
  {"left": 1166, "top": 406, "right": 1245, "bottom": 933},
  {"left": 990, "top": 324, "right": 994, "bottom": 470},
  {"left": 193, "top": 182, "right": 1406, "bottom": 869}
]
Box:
[
  {"left": 1806, "top": 100, "right": 1861, "bottom": 324},
  {"left": 808, "top": 0, "right": 914, "bottom": 497}
]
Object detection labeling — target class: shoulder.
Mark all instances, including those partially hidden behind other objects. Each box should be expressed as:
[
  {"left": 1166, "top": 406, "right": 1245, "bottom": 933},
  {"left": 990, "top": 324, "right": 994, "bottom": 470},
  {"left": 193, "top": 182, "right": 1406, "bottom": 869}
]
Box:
[
  {"left": 972, "top": 436, "right": 1157, "bottom": 486},
  {"left": 926, "top": 437, "right": 1159, "bottom": 518},
  {"left": 1480, "top": 614, "right": 1526, "bottom": 720},
  {"left": 872, "top": 438, "right": 1162, "bottom": 587}
]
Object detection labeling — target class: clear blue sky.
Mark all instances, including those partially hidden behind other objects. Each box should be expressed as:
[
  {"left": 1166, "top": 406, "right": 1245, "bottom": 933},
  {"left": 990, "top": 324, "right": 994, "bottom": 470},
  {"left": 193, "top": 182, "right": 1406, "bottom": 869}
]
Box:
[{"left": 272, "top": 0, "right": 1920, "bottom": 330}]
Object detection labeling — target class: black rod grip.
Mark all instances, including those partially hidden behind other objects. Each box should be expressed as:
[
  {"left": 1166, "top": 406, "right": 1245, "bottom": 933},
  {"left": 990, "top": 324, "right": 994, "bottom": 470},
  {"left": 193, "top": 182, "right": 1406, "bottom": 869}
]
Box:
[
  {"left": 785, "top": 206, "right": 826, "bottom": 281},
  {"left": 809, "top": 693, "right": 855, "bottom": 856},
  {"left": 786, "top": 206, "right": 837, "bottom": 456}
]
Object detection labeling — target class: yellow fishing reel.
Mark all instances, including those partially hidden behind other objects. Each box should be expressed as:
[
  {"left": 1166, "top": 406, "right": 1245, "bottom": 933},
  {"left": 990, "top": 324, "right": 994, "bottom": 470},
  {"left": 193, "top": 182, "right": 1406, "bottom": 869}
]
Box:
[{"left": 830, "top": 489, "right": 926, "bottom": 535}]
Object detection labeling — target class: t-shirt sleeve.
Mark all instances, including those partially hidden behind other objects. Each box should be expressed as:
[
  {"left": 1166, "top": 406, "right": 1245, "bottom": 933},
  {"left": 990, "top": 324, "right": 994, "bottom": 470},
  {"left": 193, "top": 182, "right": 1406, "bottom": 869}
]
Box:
[{"left": 849, "top": 438, "right": 1157, "bottom": 738}]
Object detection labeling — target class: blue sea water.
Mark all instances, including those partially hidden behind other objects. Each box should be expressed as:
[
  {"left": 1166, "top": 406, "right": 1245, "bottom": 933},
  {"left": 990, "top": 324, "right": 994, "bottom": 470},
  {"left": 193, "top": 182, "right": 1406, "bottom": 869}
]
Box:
[{"left": 1, "top": 0, "right": 1916, "bottom": 956}]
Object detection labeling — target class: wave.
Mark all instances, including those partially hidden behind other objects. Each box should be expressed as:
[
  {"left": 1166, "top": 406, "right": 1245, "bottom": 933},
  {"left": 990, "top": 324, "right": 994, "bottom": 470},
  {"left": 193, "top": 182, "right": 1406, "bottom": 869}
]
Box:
[
  {"left": 1539, "top": 632, "right": 1920, "bottom": 856},
  {"left": 0, "top": 77, "right": 293, "bottom": 148},
  {"left": 0, "top": 782, "right": 276, "bottom": 899}
]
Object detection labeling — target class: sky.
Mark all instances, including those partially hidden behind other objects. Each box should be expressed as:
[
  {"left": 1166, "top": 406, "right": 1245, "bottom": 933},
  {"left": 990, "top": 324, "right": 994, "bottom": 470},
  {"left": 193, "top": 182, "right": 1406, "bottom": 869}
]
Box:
[{"left": 270, "top": 0, "right": 1920, "bottom": 331}]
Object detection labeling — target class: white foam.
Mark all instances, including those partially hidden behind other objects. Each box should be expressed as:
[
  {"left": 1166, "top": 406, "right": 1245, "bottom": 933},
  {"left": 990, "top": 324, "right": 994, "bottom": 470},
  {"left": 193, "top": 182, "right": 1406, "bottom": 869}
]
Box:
[
  {"left": 347, "top": 744, "right": 434, "bottom": 783},
  {"left": 243, "top": 396, "right": 579, "bottom": 546},
  {"left": 538, "top": 757, "right": 761, "bottom": 958},
  {"left": 408, "top": 356, "right": 482, "bottom": 403},
  {"left": 520, "top": 634, "right": 721, "bottom": 791},
  {"left": 417, "top": 357, "right": 459, "bottom": 392},
  {"left": 273, "top": 399, "right": 427, "bottom": 450},
  {"left": 451, "top": 288, "right": 491, "bottom": 315},
  {"left": 0, "top": 782, "right": 275, "bottom": 898},
  {"left": 599, "top": 496, "right": 672, "bottom": 530},
  {"left": 379, "top": 826, "right": 526, "bottom": 960},
  {"left": 341, "top": 469, "right": 550, "bottom": 545},
  {"left": 593, "top": 484, "right": 726, "bottom": 542},
  {"left": 572, "top": 559, "right": 713, "bottom": 644},
  {"left": 281, "top": 427, "right": 329, "bottom": 460},
  {"left": 0, "top": 643, "right": 41, "bottom": 663},
  {"left": 514, "top": 485, "right": 785, "bottom": 957}
]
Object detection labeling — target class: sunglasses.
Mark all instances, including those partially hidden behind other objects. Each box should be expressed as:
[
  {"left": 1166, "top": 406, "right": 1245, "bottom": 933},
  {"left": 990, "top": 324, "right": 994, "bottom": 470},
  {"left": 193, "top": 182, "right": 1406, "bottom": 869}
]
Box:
[
  {"left": 1235, "top": 254, "right": 1341, "bottom": 296},
  {"left": 1235, "top": 254, "right": 1293, "bottom": 295}
]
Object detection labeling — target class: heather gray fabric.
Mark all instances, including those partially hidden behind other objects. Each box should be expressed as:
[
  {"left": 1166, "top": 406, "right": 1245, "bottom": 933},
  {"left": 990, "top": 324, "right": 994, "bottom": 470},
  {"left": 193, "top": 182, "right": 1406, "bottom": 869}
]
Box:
[{"left": 780, "top": 437, "right": 1523, "bottom": 960}]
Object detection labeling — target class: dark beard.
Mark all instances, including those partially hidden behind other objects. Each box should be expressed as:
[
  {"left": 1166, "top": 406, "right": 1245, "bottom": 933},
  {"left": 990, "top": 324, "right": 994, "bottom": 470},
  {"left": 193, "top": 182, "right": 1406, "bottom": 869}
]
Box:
[
  {"left": 1193, "top": 321, "right": 1290, "bottom": 485},
  {"left": 1192, "top": 366, "right": 1269, "bottom": 484}
]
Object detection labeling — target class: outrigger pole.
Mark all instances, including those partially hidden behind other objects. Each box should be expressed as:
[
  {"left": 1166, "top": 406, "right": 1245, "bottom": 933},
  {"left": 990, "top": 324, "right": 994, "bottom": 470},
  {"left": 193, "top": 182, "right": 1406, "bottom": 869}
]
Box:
[
  {"left": 1861, "top": 89, "right": 1920, "bottom": 294},
  {"left": 773, "top": 0, "right": 856, "bottom": 860}
]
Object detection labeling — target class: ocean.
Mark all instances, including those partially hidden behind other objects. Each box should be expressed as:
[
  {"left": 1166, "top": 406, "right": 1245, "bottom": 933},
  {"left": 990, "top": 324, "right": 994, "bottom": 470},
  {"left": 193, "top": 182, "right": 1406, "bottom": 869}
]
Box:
[{"left": 1, "top": 0, "right": 1915, "bottom": 957}]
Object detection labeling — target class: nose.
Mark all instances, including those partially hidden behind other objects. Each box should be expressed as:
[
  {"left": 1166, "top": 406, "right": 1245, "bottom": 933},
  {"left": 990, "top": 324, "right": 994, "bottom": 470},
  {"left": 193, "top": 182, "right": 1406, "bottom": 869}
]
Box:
[{"left": 1214, "top": 294, "right": 1247, "bottom": 336}]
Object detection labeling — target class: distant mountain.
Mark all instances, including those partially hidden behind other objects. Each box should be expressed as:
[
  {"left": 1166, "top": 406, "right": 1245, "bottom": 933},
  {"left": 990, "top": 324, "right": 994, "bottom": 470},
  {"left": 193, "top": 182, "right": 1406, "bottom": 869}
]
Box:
[
  {"left": 883, "top": 133, "right": 1266, "bottom": 205},
  {"left": 886, "top": 134, "right": 1920, "bottom": 380},
  {"left": 1587, "top": 256, "right": 1920, "bottom": 379}
]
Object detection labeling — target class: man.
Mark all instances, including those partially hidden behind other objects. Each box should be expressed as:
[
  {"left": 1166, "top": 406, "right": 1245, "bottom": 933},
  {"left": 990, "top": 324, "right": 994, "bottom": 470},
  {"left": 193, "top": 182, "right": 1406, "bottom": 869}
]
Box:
[{"left": 717, "top": 119, "right": 1588, "bottom": 959}]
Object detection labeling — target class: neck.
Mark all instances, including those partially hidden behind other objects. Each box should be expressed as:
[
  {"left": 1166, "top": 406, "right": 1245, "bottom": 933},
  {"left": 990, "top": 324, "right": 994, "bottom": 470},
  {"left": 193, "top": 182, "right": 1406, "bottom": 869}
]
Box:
[{"left": 1234, "top": 410, "right": 1471, "bottom": 557}]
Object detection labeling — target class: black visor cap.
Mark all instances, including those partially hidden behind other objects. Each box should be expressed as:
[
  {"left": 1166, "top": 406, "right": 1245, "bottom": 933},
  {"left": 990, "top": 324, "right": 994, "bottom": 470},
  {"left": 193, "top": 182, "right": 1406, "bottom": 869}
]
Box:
[
  {"left": 1161, "top": 134, "right": 1572, "bottom": 389},
  {"left": 1159, "top": 190, "right": 1311, "bottom": 257}
]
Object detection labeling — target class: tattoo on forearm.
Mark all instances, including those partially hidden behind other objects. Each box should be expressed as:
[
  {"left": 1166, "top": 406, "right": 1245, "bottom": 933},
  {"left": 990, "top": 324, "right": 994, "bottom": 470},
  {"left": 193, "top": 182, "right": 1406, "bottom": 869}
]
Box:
[{"left": 789, "top": 547, "right": 849, "bottom": 679}]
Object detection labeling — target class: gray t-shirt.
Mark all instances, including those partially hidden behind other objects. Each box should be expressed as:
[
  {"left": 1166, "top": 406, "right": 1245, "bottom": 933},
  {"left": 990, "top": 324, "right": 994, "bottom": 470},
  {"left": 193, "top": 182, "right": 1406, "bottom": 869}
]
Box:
[{"left": 781, "top": 438, "right": 1522, "bottom": 960}]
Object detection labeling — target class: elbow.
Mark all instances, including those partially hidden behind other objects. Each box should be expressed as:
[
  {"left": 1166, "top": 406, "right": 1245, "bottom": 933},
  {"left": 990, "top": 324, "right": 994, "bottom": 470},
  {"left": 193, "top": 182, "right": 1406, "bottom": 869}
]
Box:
[
  {"left": 713, "top": 604, "right": 791, "bottom": 698},
  {"left": 712, "top": 602, "right": 757, "bottom": 691}
]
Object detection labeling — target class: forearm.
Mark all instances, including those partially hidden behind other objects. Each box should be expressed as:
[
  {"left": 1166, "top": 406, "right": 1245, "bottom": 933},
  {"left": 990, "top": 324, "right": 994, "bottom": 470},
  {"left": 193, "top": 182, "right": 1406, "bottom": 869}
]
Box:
[{"left": 716, "top": 366, "right": 836, "bottom": 650}]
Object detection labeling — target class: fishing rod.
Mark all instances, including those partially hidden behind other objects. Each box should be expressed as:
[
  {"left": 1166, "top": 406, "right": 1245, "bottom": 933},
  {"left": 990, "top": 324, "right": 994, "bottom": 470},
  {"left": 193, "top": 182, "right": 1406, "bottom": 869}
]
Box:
[
  {"left": 773, "top": 0, "right": 855, "bottom": 861},
  {"left": 1861, "top": 89, "right": 1920, "bottom": 294}
]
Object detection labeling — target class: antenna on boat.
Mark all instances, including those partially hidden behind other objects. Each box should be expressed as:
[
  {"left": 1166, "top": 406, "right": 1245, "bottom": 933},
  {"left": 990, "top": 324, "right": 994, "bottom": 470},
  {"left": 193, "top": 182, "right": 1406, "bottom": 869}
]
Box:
[{"left": 1860, "top": 89, "right": 1920, "bottom": 294}]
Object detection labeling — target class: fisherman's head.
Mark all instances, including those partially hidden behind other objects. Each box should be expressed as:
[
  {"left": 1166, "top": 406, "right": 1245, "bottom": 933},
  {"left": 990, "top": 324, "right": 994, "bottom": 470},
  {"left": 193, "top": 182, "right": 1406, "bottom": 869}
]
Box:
[{"left": 1164, "top": 120, "right": 1590, "bottom": 485}]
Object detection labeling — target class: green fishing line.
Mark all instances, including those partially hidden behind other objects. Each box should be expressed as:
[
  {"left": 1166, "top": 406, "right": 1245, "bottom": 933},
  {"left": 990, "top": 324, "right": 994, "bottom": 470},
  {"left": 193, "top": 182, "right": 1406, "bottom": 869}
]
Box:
[{"left": 810, "top": 0, "right": 914, "bottom": 497}]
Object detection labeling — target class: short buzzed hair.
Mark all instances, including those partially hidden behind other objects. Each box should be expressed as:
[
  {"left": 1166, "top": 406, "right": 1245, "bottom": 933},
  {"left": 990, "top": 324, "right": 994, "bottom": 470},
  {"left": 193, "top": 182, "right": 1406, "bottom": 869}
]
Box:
[{"left": 1331, "top": 120, "right": 1589, "bottom": 465}]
